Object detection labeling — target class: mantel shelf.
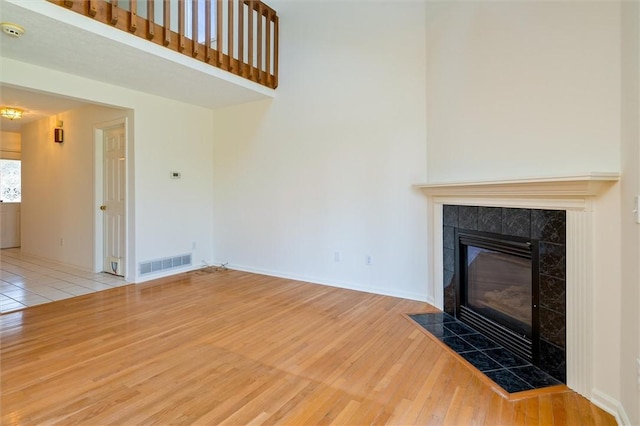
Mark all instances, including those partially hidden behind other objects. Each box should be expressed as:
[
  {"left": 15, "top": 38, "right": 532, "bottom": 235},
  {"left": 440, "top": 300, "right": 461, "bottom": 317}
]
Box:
[{"left": 414, "top": 172, "right": 620, "bottom": 198}]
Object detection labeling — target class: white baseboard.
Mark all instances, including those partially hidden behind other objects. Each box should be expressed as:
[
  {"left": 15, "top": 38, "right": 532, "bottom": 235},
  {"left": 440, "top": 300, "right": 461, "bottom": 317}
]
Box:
[
  {"left": 217, "top": 261, "right": 429, "bottom": 303},
  {"left": 591, "top": 389, "right": 631, "bottom": 426}
]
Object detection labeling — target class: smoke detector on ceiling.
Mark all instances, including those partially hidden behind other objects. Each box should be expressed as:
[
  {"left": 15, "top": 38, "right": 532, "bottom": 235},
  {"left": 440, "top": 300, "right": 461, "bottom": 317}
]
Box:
[{"left": 1, "top": 23, "right": 25, "bottom": 38}]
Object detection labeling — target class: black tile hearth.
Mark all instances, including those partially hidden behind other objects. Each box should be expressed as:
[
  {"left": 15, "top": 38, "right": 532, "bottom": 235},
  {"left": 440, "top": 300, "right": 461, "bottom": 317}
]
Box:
[
  {"left": 482, "top": 348, "right": 529, "bottom": 368},
  {"left": 484, "top": 370, "right": 533, "bottom": 393},
  {"left": 460, "top": 333, "right": 502, "bottom": 350},
  {"left": 442, "top": 320, "right": 476, "bottom": 335},
  {"left": 459, "top": 350, "right": 502, "bottom": 371},
  {"left": 510, "top": 365, "right": 561, "bottom": 388},
  {"left": 409, "top": 312, "right": 563, "bottom": 394},
  {"left": 442, "top": 335, "right": 477, "bottom": 352},
  {"left": 411, "top": 312, "right": 456, "bottom": 326},
  {"left": 422, "top": 323, "right": 457, "bottom": 339}
]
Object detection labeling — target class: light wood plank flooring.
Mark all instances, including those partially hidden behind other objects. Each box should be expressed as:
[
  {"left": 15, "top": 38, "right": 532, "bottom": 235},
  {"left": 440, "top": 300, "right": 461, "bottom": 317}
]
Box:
[{"left": 1, "top": 269, "right": 615, "bottom": 425}]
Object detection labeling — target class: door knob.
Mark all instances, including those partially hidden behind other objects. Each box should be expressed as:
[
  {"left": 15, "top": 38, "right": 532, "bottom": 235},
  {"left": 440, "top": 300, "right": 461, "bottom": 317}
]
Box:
[{"left": 100, "top": 205, "right": 107, "bottom": 211}]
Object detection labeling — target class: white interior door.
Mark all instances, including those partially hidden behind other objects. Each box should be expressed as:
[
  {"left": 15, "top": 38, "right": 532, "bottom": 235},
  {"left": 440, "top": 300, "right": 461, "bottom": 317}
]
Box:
[{"left": 102, "top": 125, "right": 126, "bottom": 276}]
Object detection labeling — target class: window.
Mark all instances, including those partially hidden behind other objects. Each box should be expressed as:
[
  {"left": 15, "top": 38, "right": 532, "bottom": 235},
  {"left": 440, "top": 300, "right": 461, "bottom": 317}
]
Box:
[{"left": 0, "top": 159, "right": 21, "bottom": 202}]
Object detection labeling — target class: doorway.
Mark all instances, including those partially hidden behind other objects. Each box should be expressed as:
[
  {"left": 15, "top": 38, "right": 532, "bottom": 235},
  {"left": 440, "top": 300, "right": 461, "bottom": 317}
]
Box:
[{"left": 95, "top": 119, "right": 127, "bottom": 278}]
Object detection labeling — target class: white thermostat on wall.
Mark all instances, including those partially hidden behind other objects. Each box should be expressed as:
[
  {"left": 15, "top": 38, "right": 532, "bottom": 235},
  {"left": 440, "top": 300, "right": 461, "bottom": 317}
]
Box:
[{"left": 170, "top": 171, "right": 181, "bottom": 179}]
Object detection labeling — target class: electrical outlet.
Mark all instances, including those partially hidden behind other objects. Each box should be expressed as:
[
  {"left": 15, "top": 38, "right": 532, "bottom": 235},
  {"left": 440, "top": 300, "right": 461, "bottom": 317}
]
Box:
[
  {"left": 334, "top": 252, "right": 340, "bottom": 262},
  {"left": 60, "top": 238, "right": 64, "bottom": 246},
  {"left": 192, "top": 241, "right": 197, "bottom": 250},
  {"left": 366, "top": 255, "right": 372, "bottom": 265}
]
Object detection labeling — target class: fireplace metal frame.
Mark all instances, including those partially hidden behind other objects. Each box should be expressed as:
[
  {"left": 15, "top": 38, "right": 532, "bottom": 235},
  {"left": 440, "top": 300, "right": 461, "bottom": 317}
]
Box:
[{"left": 454, "top": 229, "right": 540, "bottom": 364}]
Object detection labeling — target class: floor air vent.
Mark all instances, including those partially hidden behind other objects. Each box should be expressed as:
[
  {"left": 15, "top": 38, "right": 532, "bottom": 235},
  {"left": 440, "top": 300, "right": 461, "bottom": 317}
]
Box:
[{"left": 139, "top": 254, "right": 192, "bottom": 276}]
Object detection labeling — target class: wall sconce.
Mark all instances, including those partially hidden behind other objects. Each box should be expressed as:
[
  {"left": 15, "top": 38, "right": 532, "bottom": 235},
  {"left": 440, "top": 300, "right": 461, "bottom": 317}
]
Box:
[
  {"left": 54, "top": 128, "right": 64, "bottom": 143},
  {"left": 0, "top": 107, "right": 23, "bottom": 120}
]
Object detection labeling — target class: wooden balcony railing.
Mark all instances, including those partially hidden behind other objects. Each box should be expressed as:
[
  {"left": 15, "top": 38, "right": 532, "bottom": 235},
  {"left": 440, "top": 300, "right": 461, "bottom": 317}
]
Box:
[{"left": 48, "top": 0, "right": 278, "bottom": 89}]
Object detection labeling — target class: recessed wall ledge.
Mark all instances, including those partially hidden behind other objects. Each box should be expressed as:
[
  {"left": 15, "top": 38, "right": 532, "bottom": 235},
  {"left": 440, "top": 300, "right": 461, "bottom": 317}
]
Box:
[{"left": 414, "top": 172, "right": 620, "bottom": 199}]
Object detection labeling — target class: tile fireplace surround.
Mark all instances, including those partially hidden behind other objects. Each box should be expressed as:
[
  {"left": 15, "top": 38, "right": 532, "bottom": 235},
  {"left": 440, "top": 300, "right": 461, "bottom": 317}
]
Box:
[
  {"left": 442, "top": 204, "right": 567, "bottom": 383},
  {"left": 415, "top": 173, "right": 619, "bottom": 400}
]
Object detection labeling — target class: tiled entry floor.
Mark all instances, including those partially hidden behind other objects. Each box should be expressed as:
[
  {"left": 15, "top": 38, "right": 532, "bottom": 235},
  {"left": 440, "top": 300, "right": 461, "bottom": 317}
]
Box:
[
  {"left": 409, "top": 312, "right": 563, "bottom": 394},
  {"left": 0, "top": 248, "right": 129, "bottom": 313}
]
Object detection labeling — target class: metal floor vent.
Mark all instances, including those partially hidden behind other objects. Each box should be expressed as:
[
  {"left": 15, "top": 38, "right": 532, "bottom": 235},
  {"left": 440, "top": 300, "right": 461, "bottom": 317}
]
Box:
[{"left": 139, "top": 254, "right": 192, "bottom": 276}]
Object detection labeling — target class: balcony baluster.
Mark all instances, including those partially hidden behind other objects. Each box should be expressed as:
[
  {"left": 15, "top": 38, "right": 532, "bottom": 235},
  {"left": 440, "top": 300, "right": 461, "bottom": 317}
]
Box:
[{"left": 51, "top": 0, "right": 278, "bottom": 89}]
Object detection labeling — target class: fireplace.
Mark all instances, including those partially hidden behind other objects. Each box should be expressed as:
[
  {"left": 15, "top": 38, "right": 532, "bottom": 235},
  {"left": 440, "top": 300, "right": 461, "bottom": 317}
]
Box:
[
  {"left": 443, "top": 205, "right": 566, "bottom": 383},
  {"left": 416, "top": 173, "right": 620, "bottom": 399},
  {"left": 455, "top": 230, "right": 538, "bottom": 363}
]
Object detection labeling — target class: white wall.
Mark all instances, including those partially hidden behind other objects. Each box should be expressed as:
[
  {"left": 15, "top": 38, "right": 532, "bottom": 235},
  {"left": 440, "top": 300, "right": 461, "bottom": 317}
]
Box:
[
  {"left": 0, "top": 132, "right": 21, "bottom": 160},
  {"left": 130, "top": 98, "right": 215, "bottom": 278},
  {"left": 620, "top": 1, "right": 640, "bottom": 424},
  {"left": 424, "top": 1, "right": 635, "bottom": 422},
  {"left": 212, "top": 0, "right": 428, "bottom": 300},
  {"left": 425, "top": 1, "right": 620, "bottom": 182},
  {"left": 2, "top": 59, "right": 215, "bottom": 281},
  {"left": 21, "top": 105, "right": 128, "bottom": 269}
]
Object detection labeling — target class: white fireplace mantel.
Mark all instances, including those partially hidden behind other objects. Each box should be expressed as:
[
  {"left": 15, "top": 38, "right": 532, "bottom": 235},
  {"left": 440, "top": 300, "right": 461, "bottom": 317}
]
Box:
[
  {"left": 414, "top": 172, "right": 620, "bottom": 199},
  {"left": 414, "top": 171, "right": 620, "bottom": 402}
]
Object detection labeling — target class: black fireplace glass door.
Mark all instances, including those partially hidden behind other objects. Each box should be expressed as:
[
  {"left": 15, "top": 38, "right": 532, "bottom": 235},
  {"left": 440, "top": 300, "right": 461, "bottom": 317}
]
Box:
[{"left": 465, "top": 246, "right": 532, "bottom": 338}]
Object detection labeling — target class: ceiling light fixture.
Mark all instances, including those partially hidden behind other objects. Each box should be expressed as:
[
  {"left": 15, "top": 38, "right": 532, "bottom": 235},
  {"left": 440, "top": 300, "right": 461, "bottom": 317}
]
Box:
[{"left": 0, "top": 107, "right": 24, "bottom": 120}]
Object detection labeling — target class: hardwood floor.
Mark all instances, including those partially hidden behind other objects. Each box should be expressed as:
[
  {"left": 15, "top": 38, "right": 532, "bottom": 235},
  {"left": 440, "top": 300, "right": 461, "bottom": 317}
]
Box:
[{"left": 1, "top": 269, "right": 615, "bottom": 425}]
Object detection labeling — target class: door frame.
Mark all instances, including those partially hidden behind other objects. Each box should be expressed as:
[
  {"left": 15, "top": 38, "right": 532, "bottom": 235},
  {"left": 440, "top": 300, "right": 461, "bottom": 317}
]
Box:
[{"left": 94, "top": 117, "right": 133, "bottom": 282}]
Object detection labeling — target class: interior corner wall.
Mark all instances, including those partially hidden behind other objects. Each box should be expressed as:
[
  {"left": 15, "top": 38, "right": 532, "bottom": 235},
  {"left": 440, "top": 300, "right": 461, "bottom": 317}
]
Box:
[
  {"left": 212, "top": 0, "right": 429, "bottom": 301},
  {"left": 425, "top": 1, "right": 621, "bottom": 182},
  {"left": 21, "top": 105, "right": 128, "bottom": 270},
  {"left": 2, "top": 59, "right": 215, "bottom": 281},
  {"left": 620, "top": 1, "right": 640, "bottom": 424}
]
